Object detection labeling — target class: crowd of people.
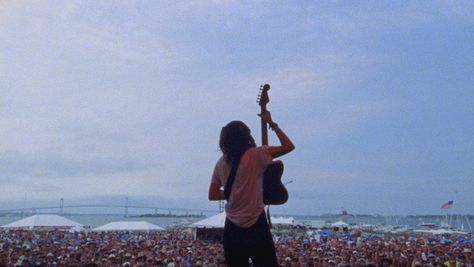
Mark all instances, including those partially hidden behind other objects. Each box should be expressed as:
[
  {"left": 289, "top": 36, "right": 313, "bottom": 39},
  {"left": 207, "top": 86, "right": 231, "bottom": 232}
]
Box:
[
  {"left": 272, "top": 226, "right": 473, "bottom": 267},
  {"left": 0, "top": 226, "right": 472, "bottom": 267}
]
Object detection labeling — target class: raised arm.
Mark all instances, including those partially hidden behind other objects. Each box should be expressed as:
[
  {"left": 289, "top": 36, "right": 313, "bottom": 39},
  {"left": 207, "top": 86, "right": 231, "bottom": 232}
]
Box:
[{"left": 258, "top": 111, "right": 295, "bottom": 159}]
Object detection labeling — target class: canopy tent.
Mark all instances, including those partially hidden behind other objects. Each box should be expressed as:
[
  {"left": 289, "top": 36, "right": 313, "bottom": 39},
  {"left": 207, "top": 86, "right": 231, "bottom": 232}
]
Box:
[
  {"left": 1, "top": 214, "right": 83, "bottom": 231},
  {"left": 331, "top": 221, "right": 350, "bottom": 227},
  {"left": 271, "top": 216, "right": 294, "bottom": 226},
  {"left": 192, "top": 212, "right": 295, "bottom": 228},
  {"left": 192, "top": 212, "right": 226, "bottom": 228},
  {"left": 191, "top": 212, "right": 226, "bottom": 241},
  {"left": 92, "top": 221, "right": 165, "bottom": 232}
]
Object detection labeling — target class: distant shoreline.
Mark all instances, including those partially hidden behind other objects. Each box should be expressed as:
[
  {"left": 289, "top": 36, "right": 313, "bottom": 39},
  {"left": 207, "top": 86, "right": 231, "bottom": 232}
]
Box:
[{"left": 1, "top": 212, "right": 473, "bottom": 219}]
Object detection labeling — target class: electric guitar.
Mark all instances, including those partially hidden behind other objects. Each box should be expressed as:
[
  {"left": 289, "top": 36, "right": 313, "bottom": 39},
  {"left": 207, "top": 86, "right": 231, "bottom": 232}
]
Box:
[{"left": 257, "top": 84, "right": 288, "bottom": 205}]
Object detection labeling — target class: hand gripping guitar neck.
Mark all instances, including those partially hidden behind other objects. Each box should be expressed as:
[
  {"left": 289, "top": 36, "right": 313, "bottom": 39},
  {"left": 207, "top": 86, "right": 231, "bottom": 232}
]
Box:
[{"left": 257, "top": 84, "right": 288, "bottom": 205}]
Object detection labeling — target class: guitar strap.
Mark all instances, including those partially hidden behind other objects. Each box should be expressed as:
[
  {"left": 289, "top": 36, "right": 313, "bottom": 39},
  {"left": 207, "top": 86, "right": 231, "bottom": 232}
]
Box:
[
  {"left": 267, "top": 206, "right": 273, "bottom": 229},
  {"left": 223, "top": 158, "right": 241, "bottom": 201}
]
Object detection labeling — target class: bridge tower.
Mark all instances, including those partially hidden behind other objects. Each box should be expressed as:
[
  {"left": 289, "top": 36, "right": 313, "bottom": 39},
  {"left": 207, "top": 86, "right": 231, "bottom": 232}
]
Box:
[
  {"left": 59, "top": 198, "right": 64, "bottom": 215},
  {"left": 124, "top": 197, "right": 129, "bottom": 217}
]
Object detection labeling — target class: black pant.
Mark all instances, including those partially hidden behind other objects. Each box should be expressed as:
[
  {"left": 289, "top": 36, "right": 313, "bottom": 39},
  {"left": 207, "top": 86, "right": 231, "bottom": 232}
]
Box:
[{"left": 223, "top": 212, "right": 279, "bottom": 267}]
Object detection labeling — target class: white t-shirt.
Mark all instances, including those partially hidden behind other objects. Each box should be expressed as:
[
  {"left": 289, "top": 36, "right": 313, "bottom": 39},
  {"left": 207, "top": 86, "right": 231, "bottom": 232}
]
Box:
[{"left": 211, "top": 146, "right": 272, "bottom": 228}]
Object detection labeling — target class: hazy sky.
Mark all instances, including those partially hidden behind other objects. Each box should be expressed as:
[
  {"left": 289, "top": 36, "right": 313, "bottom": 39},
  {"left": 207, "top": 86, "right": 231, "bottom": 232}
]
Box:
[{"left": 0, "top": 1, "right": 472, "bottom": 215}]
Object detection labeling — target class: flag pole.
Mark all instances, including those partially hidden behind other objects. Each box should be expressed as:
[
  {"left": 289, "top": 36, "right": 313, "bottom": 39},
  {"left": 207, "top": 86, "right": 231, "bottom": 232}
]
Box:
[{"left": 454, "top": 190, "right": 459, "bottom": 230}]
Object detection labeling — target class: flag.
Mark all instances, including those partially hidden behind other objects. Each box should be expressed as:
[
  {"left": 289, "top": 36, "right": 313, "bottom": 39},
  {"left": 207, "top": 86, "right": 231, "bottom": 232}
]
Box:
[{"left": 441, "top": 200, "right": 453, "bottom": 209}]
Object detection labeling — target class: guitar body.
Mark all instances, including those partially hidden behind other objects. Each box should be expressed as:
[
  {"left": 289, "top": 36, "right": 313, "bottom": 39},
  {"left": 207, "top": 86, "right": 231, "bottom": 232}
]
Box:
[
  {"left": 257, "top": 84, "right": 289, "bottom": 206},
  {"left": 263, "top": 160, "right": 288, "bottom": 205}
]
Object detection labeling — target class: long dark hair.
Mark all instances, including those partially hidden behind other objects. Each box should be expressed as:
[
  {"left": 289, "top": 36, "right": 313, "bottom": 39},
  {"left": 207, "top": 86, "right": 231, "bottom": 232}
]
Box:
[{"left": 219, "top": 121, "right": 256, "bottom": 166}]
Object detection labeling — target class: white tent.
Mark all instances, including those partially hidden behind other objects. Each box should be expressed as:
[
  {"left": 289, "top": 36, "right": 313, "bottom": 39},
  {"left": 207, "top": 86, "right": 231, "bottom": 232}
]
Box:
[
  {"left": 331, "top": 221, "right": 349, "bottom": 227},
  {"left": 93, "top": 221, "right": 165, "bottom": 232},
  {"left": 271, "top": 216, "right": 294, "bottom": 226},
  {"left": 192, "top": 212, "right": 295, "bottom": 228},
  {"left": 192, "top": 212, "right": 226, "bottom": 228},
  {"left": 1, "top": 214, "right": 83, "bottom": 230}
]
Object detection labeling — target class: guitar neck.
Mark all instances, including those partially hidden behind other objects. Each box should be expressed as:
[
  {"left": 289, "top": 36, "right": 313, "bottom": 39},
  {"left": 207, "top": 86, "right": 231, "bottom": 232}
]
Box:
[{"left": 261, "top": 106, "right": 268, "bottom": 146}]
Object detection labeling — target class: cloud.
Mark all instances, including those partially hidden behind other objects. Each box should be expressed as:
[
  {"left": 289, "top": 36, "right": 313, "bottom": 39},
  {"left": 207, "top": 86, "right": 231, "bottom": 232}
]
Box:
[{"left": 0, "top": 150, "right": 157, "bottom": 180}]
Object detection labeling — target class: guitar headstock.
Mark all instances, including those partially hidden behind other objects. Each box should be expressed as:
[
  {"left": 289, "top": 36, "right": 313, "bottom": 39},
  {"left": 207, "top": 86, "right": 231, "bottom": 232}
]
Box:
[{"left": 257, "top": 84, "right": 271, "bottom": 108}]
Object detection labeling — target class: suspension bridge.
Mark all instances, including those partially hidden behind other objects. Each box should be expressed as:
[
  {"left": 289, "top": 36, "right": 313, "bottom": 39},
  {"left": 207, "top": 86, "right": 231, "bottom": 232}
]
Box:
[{"left": 0, "top": 198, "right": 219, "bottom": 217}]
